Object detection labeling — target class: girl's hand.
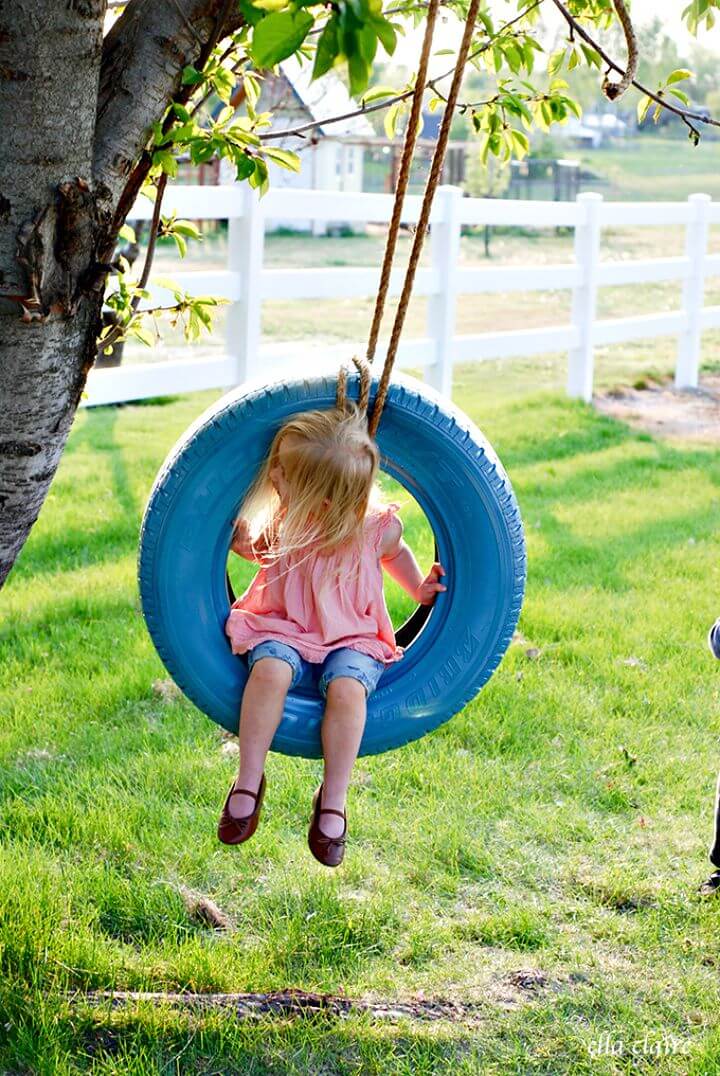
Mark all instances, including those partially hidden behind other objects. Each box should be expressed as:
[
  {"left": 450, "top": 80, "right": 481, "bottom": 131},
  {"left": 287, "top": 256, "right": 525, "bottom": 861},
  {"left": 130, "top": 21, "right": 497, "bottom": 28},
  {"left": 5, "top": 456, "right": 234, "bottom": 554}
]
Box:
[
  {"left": 230, "top": 517, "right": 253, "bottom": 556},
  {"left": 414, "top": 563, "right": 447, "bottom": 605}
]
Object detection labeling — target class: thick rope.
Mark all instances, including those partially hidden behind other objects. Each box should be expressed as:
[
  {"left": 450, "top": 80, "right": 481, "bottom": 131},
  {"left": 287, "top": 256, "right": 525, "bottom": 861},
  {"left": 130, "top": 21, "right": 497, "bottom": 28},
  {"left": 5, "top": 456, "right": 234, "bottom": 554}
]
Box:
[
  {"left": 365, "top": 0, "right": 441, "bottom": 366},
  {"left": 335, "top": 354, "right": 372, "bottom": 412},
  {"left": 366, "top": 0, "right": 481, "bottom": 439}
]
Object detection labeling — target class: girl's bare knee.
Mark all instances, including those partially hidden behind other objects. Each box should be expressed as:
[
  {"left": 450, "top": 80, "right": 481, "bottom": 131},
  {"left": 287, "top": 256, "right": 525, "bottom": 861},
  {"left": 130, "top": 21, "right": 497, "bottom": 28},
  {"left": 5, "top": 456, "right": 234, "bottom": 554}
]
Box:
[
  {"left": 325, "top": 676, "right": 366, "bottom": 708},
  {"left": 249, "top": 657, "right": 294, "bottom": 689}
]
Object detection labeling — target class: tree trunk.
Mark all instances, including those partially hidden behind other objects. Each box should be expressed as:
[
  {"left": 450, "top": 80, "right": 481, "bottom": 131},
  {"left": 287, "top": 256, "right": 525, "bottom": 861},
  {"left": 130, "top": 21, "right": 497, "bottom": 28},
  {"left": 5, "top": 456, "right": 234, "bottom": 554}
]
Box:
[
  {"left": 0, "top": 0, "right": 107, "bottom": 587},
  {"left": 0, "top": 299, "right": 103, "bottom": 584},
  {"left": 0, "top": 0, "right": 243, "bottom": 588}
]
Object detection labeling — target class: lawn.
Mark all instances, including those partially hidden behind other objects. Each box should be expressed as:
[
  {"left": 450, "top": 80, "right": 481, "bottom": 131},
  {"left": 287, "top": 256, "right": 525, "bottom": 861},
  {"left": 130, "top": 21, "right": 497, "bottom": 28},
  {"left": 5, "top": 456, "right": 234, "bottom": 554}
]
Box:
[
  {"left": 578, "top": 137, "right": 720, "bottom": 202},
  {"left": 2, "top": 356, "right": 720, "bottom": 1073}
]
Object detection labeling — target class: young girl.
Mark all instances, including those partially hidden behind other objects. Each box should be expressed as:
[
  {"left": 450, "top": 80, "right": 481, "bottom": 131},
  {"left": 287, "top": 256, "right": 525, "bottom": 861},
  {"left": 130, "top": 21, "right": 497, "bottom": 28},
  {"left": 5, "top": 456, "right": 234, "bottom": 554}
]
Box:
[{"left": 218, "top": 401, "right": 447, "bottom": 867}]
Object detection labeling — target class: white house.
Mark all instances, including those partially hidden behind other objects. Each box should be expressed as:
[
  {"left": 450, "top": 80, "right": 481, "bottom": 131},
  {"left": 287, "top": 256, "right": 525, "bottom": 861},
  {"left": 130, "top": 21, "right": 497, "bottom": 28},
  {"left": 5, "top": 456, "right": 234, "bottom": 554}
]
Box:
[{"left": 220, "top": 55, "right": 374, "bottom": 234}]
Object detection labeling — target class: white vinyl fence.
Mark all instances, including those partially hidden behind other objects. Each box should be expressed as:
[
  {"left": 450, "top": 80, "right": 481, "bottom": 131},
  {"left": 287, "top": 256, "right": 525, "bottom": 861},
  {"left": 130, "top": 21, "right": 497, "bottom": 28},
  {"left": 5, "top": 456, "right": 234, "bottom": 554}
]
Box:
[{"left": 82, "top": 184, "right": 720, "bottom": 407}]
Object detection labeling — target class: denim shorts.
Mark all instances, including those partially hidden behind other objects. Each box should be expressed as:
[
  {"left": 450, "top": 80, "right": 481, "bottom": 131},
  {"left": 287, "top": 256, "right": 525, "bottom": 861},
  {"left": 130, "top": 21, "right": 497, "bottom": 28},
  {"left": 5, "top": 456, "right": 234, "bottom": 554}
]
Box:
[{"left": 246, "top": 640, "right": 386, "bottom": 699}]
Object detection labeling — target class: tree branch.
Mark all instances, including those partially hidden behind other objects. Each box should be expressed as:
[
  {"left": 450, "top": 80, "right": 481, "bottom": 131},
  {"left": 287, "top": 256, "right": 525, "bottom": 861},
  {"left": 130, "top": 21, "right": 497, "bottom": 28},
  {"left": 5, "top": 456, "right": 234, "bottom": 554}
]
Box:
[
  {"left": 601, "top": 0, "right": 637, "bottom": 101},
  {"left": 549, "top": 0, "right": 720, "bottom": 137},
  {"left": 259, "top": 0, "right": 544, "bottom": 142},
  {"left": 99, "top": 173, "right": 168, "bottom": 354},
  {"left": 93, "top": 0, "right": 243, "bottom": 212}
]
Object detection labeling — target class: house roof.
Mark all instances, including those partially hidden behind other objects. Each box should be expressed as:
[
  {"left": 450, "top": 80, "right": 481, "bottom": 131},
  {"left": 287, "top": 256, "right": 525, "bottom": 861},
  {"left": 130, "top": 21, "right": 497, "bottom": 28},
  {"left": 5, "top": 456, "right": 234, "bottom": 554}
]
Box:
[{"left": 279, "top": 54, "right": 375, "bottom": 139}]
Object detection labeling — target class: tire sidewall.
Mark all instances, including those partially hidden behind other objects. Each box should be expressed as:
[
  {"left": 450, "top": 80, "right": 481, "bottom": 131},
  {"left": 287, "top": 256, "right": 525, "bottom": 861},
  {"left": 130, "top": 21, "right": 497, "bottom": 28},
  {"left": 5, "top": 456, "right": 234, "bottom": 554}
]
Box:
[{"left": 138, "top": 371, "right": 526, "bottom": 757}]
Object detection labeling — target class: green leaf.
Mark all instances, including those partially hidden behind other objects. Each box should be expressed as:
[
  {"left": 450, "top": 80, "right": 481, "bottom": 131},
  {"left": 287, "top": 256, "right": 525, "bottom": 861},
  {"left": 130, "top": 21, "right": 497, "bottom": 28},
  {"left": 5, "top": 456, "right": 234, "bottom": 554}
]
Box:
[
  {"left": 666, "top": 86, "right": 690, "bottom": 105},
  {"left": 373, "top": 15, "right": 397, "bottom": 55},
  {"left": 173, "top": 220, "right": 203, "bottom": 239},
  {"left": 636, "top": 94, "right": 652, "bottom": 124},
  {"left": 234, "top": 152, "right": 257, "bottom": 180},
  {"left": 361, "top": 84, "right": 398, "bottom": 103},
  {"left": 312, "top": 15, "right": 339, "bottom": 79},
  {"left": 215, "top": 105, "right": 235, "bottom": 127},
  {"left": 243, "top": 73, "right": 261, "bottom": 111},
  {"left": 118, "top": 224, "right": 136, "bottom": 244},
  {"left": 181, "top": 65, "right": 204, "bottom": 86},
  {"left": 348, "top": 48, "right": 370, "bottom": 97},
  {"left": 580, "top": 43, "right": 602, "bottom": 69},
  {"left": 238, "top": 0, "right": 265, "bottom": 25},
  {"left": 172, "top": 103, "right": 191, "bottom": 122},
  {"left": 250, "top": 10, "right": 313, "bottom": 68},
  {"left": 130, "top": 325, "right": 155, "bottom": 348},
  {"left": 478, "top": 8, "right": 494, "bottom": 35},
  {"left": 152, "top": 149, "right": 178, "bottom": 177},
  {"left": 665, "top": 68, "right": 693, "bottom": 85},
  {"left": 227, "top": 125, "right": 261, "bottom": 146},
  {"left": 191, "top": 141, "right": 218, "bottom": 164},
  {"left": 384, "top": 101, "right": 402, "bottom": 139},
  {"left": 261, "top": 146, "right": 301, "bottom": 171},
  {"left": 358, "top": 23, "right": 378, "bottom": 66},
  {"left": 213, "top": 66, "right": 235, "bottom": 104},
  {"left": 511, "top": 128, "right": 530, "bottom": 158},
  {"left": 167, "top": 122, "right": 197, "bottom": 144},
  {"left": 248, "top": 156, "right": 269, "bottom": 196},
  {"left": 504, "top": 42, "right": 523, "bottom": 74},
  {"left": 548, "top": 47, "right": 565, "bottom": 75}
]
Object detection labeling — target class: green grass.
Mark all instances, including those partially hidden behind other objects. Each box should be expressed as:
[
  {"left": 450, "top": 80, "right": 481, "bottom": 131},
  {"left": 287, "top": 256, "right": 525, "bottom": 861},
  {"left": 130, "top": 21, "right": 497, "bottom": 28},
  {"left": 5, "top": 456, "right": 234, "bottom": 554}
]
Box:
[
  {"left": 3, "top": 362, "right": 720, "bottom": 1072},
  {"left": 579, "top": 136, "right": 720, "bottom": 202}
]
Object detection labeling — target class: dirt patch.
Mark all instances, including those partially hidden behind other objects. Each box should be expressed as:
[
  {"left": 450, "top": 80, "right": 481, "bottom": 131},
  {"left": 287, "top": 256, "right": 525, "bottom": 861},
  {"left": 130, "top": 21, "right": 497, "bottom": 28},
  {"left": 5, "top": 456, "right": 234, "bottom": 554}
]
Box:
[{"left": 594, "top": 374, "right": 720, "bottom": 444}]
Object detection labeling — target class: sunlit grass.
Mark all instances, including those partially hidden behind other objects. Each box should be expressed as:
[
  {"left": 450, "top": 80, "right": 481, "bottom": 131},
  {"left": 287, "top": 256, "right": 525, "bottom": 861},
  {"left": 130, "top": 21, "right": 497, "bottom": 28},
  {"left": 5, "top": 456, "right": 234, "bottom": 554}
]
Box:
[{"left": 2, "top": 366, "right": 720, "bottom": 1072}]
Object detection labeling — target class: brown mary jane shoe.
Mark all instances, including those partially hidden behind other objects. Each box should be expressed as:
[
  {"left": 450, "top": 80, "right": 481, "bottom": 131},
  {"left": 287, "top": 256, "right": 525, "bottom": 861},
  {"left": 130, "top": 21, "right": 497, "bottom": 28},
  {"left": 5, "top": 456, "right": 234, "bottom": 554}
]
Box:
[
  {"left": 308, "top": 783, "right": 347, "bottom": 868},
  {"left": 217, "top": 773, "right": 266, "bottom": 845}
]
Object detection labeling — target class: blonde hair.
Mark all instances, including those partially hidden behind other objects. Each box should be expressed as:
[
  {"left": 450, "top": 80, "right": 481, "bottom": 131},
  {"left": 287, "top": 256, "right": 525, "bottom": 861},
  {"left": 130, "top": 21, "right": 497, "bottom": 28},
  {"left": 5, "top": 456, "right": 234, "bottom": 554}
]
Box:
[{"left": 235, "top": 401, "right": 386, "bottom": 580}]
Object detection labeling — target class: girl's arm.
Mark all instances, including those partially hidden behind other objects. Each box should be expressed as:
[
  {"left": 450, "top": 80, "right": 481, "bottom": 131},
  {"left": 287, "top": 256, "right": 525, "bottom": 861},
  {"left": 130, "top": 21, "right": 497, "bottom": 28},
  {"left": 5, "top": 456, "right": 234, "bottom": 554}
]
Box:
[
  {"left": 379, "top": 515, "right": 447, "bottom": 605},
  {"left": 230, "top": 517, "right": 271, "bottom": 562}
]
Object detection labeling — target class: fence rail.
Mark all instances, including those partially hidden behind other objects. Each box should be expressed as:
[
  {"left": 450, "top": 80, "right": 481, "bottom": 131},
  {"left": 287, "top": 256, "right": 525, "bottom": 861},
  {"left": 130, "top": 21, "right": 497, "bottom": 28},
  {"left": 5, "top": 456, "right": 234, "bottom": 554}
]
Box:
[{"left": 83, "top": 184, "right": 719, "bottom": 408}]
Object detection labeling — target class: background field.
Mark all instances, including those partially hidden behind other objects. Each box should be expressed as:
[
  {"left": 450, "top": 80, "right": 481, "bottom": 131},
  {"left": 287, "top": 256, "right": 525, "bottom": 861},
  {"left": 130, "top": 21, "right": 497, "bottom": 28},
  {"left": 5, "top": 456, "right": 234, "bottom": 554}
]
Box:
[
  {"left": 2, "top": 350, "right": 720, "bottom": 1071},
  {"left": 123, "top": 135, "right": 720, "bottom": 396}
]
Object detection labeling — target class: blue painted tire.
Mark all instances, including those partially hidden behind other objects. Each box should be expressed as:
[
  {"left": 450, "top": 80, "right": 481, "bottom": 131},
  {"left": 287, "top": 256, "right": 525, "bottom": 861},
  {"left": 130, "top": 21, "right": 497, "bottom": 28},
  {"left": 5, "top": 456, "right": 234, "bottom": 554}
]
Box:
[{"left": 138, "top": 370, "right": 526, "bottom": 758}]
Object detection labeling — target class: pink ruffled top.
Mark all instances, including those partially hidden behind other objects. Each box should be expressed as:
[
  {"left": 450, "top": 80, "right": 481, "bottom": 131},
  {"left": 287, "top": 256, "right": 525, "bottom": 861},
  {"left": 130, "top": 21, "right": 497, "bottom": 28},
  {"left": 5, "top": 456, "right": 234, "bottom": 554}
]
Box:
[{"left": 225, "top": 501, "right": 405, "bottom": 665}]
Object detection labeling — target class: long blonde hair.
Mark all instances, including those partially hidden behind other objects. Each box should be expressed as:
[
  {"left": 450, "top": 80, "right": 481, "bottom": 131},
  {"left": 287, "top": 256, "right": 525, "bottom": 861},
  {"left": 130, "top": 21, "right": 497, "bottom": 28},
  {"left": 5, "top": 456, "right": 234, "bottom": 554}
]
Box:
[{"left": 235, "top": 401, "right": 386, "bottom": 578}]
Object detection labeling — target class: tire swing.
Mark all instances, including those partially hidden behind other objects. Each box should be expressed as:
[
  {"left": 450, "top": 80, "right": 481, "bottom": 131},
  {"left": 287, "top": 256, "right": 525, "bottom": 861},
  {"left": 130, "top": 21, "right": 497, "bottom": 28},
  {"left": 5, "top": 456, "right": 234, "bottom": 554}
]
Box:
[{"left": 138, "top": 0, "right": 526, "bottom": 758}]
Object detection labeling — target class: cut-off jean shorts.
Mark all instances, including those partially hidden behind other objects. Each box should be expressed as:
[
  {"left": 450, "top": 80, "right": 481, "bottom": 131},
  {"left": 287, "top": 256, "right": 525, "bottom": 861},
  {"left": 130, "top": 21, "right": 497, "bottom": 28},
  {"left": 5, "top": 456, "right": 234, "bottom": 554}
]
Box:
[{"left": 247, "top": 640, "right": 386, "bottom": 700}]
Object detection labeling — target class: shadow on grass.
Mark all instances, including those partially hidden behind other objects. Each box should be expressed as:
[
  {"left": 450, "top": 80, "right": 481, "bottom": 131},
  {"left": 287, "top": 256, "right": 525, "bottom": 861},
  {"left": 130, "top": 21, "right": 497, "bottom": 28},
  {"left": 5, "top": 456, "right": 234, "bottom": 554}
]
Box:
[
  {"left": 527, "top": 501, "right": 720, "bottom": 593},
  {"left": 2, "top": 1002, "right": 484, "bottom": 1076},
  {"left": 12, "top": 408, "right": 141, "bottom": 581}
]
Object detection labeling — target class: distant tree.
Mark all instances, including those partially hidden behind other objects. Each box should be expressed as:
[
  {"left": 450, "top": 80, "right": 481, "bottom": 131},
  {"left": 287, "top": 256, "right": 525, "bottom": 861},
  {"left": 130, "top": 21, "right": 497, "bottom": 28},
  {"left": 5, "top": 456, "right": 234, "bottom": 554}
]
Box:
[{"left": 463, "top": 154, "right": 511, "bottom": 256}]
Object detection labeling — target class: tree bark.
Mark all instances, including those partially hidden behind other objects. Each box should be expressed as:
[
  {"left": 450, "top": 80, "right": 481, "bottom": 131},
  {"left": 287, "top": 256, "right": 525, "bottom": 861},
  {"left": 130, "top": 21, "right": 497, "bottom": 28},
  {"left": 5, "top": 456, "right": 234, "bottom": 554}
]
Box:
[
  {"left": 94, "top": 0, "right": 242, "bottom": 218},
  {"left": 0, "top": 0, "right": 242, "bottom": 588},
  {"left": 0, "top": 0, "right": 107, "bottom": 587}
]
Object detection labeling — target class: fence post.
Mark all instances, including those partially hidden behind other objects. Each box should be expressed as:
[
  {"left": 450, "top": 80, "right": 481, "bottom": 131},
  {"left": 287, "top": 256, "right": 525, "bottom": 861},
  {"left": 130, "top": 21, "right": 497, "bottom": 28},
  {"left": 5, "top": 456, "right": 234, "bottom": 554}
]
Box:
[
  {"left": 426, "top": 184, "right": 462, "bottom": 399},
  {"left": 226, "top": 182, "right": 264, "bottom": 385},
  {"left": 676, "top": 192, "right": 711, "bottom": 389},
  {"left": 568, "top": 191, "right": 602, "bottom": 402}
]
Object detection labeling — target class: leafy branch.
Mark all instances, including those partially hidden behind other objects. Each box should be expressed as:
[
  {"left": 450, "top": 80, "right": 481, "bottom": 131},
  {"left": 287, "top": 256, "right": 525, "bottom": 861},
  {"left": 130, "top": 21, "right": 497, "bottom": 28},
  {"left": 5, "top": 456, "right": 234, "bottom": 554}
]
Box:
[{"left": 548, "top": 0, "right": 720, "bottom": 143}]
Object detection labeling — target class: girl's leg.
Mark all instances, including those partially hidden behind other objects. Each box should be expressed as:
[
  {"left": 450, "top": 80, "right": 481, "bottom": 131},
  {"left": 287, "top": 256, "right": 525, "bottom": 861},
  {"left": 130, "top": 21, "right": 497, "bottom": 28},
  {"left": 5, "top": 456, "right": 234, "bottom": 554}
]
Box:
[
  {"left": 229, "top": 657, "right": 294, "bottom": 818},
  {"left": 319, "top": 677, "right": 367, "bottom": 838}
]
